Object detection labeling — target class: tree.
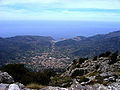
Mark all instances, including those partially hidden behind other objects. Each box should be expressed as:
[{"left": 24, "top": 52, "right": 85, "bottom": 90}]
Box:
[
  {"left": 109, "top": 51, "right": 118, "bottom": 64},
  {"left": 1, "top": 64, "right": 29, "bottom": 82},
  {"left": 72, "top": 59, "right": 77, "bottom": 65},
  {"left": 21, "top": 72, "right": 50, "bottom": 85},
  {"left": 71, "top": 69, "right": 87, "bottom": 78},
  {"left": 78, "top": 58, "right": 87, "bottom": 64},
  {"left": 43, "top": 69, "right": 56, "bottom": 77},
  {"left": 99, "top": 51, "right": 111, "bottom": 57},
  {"left": 93, "top": 56, "right": 97, "bottom": 61}
]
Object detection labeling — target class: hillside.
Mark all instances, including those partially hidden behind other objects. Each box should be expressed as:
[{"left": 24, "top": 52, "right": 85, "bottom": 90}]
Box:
[
  {"left": 0, "top": 52, "right": 120, "bottom": 90},
  {"left": 47, "top": 52, "right": 120, "bottom": 90},
  {"left": 55, "top": 30, "right": 120, "bottom": 57},
  {"left": 0, "top": 36, "right": 54, "bottom": 65},
  {"left": 0, "top": 31, "right": 120, "bottom": 71},
  {"left": 0, "top": 36, "right": 71, "bottom": 71}
]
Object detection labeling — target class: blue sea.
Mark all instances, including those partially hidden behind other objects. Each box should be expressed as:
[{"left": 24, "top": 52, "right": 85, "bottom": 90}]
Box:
[{"left": 0, "top": 20, "right": 120, "bottom": 40}]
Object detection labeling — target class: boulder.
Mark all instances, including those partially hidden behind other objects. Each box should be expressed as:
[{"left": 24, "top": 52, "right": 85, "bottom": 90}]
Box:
[
  {"left": 16, "top": 82, "right": 25, "bottom": 89},
  {"left": 41, "top": 86, "right": 68, "bottom": 90},
  {"left": 108, "top": 82, "right": 120, "bottom": 90},
  {"left": 0, "top": 84, "right": 9, "bottom": 90},
  {"left": 100, "top": 72, "right": 113, "bottom": 77},
  {"left": 0, "top": 71, "right": 14, "bottom": 83},
  {"left": 8, "top": 84, "right": 20, "bottom": 90},
  {"left": 69, "top": 83, "right": 109, "bottom": 90}
]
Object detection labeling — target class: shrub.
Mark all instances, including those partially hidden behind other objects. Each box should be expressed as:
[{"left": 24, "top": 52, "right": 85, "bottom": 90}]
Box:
[
  {"left": 78, "top": 58, "right": 87, "bottom": 64},
  {"left": 1, "top": 64, "right": 55, "bottom": 85},
  {"left": 93, "top": 56, "right": 97, "bottom": 61},
  {"left": 72, "top": 59, "right": 77, "bottom": 65},
  {"left": 1, "top": 64, "right": 29, "bottom": 82},
  {"left": 71, "top": 69, "right": 87, "bottom": 78},
  {"left": 86, "top": 71, "right": 100, "bottom": 77},
  {"left": 76, "top": 76, "right": 89, "bottom": 83},
  {"left": 21, "top": 72, "right": 50, "bottom": 85},
  {"left": 43, "top": 69, "right": 56, "bottom": 77},
  {"left": 95, "top": 65, "right": 100, "bottom": 70},
  {"left": 99, "top": 51, "right": 111, "bottom": 57},
  {"left": 49, "top": 76, "right": 72, "bottom": 88},
  {"left": 109, "top": 51, "right": 118, "bottom": 64}
]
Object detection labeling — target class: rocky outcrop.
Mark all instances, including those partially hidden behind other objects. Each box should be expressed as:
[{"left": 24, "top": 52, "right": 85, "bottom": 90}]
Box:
[
  {"left": 45, "top": 55, "right": 120, "bottom": 90},
  {"left": 0, "top": 84, "right": 9, "bottom": 90},
  {"left": 0, "top": 71, "right": 14, "bottom": 83},
  {"left": 0, "top": 82, "right": 120, "bottom": 90},
  {"left": 8, "top": 84, "right": 20, "bottom": 90},
  {"left": 63, "top": 57, "right": 120, "bottom": 77},
  {"left": 61, "top": 55, "right": 120, "bottom": 88},
  {"left": 41, "top": 84, "right": 120, "bottom": 90},
  {"left": 0, "top": 83, "right": 27, "bottom": 90},
  {"left": 43, "top": 78, "right": 120, "bottom": 90},
  {"left": 41, "top": 86, "right": 68, "bottom": 90}
]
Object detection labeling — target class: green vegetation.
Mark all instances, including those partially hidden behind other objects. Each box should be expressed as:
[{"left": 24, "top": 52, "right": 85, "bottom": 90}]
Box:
[
  {"left": 71, "top": 57, "right": 88, "bottom": 69},
  {"left": 49, "top": 76, "right": 72, "bottom": 88},
  {"left": 71, "top": 69, "right": 87, "bottom": 78},
  {"left": 76, "top": 76, "right": 89, "bottom": 83},
  {"left": 99, "top": 51, "right": 112, "bottom": 57},
  {"left": 89, "top": 75, "right": 108, "bottom": 85},
  {"left": 0, "top": 51, "right": 120, "bottom": 87},
  {"left": 21, "top": 72, "right": 51, "bottom": 85},
  {"left": 86, "top": 71, "right": 100, "bottom": 77},
  {"left": 0, "top": 31, "right": 120, "bottom": 69},
  {"left": 0, "top": 36, "right": 53, "bottom": 66},
  {"left": 0, "top": 64, "right": 56, "bottom": 85},
  {"left": 109, "top": 51, "right": 118, "bottom": 64},
  {"left": 93, "top": 56, "right": 98, "bottom": 61},
  {"left": 78, "top": 58, "right": 88, "bottom": 64},
  {"left": 1, "top": 64, "right": 29, "bottom": 82}
]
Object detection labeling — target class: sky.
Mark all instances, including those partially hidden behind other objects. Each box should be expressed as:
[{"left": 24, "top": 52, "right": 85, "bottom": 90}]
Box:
[
  {"left": 0, "top": 0, "right": 120, "bottom": 39},
  {"left": 0, "top": 0, "right": 120, "bottom": 21}
]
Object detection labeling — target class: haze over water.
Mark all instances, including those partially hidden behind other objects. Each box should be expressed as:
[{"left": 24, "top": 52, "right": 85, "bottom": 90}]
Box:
[{"left": 0, "top": 20, "right": 120, "bottom": 40}]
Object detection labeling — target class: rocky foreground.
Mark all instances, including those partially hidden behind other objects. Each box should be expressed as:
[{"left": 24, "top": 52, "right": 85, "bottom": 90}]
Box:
[
  {"left": 1, "top": 52, "right": 120, "bottom": 90},
  {"left": 0, "top": 70, "right": 120, "bottom": 90},
  {"left": 0, "top": 82, "right": 120, "bottom": 90}
]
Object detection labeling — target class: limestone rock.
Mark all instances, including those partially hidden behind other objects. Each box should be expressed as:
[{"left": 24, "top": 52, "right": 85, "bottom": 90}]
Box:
[
  {"left": 0, "top": 84, "right": 9, "bottom": 90},
  {"left": 0, "top": 71, "right": 14, "bottom": 83},
  {"left": 8, "top": 84, "right": 20, "bottom": 90},
  {"left": 41, "top": 86, "right": 68, "bottom": 90}
]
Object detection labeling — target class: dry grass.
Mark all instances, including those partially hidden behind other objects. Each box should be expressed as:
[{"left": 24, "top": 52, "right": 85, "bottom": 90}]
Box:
[
  {"left": 26, "top": 83, "right": 46, "bottom": 89},
  {"left": 114, "top": 71, "right": 120, "bottom": 76},
  {"left": 85, "top": 71, "right": 100, "bottom": 77}
]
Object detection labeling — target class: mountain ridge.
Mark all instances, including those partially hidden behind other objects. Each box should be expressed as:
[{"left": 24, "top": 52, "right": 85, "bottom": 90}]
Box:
[
  {"left": 55, "top": 30, "right": 120, "bottom": 57},
  {"left": 0, "top": 30, "right": 120, "bottom": 70}
]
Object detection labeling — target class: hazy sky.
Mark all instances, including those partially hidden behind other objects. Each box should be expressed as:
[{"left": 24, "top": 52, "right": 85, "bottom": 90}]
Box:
[
  {"left": 0, "top": 0, "right": 120, "bottom": 39},
  {"left": 0, "top": 21, "right": 120, "bottom": 39},
  {"left": 0, "top": 0, "right": 120, "bottom": 21}
]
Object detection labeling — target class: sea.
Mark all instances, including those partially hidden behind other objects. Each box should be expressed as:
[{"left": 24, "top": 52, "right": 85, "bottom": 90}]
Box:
[{"left": 0, "top": 20, "right": 120, "bottom": 40}]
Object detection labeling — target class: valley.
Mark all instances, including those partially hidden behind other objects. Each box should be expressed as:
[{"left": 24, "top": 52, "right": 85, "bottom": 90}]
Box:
[
  {"left": 0, "top": 30, "right": 120, "bottom": 71},
  {"left": 0, "top": 30, "right": 120, "bottom": 89}
]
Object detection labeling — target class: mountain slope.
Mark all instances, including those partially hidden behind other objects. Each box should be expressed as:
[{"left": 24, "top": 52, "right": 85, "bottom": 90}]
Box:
[
  {"left": 0, "top": 36, "right": 54, "bottom": 65},
  {"left": 0, "top": 30, "right": 120, "bottom": 70},
  {"left": 55, "top": 30, "right": 120, "bottom": 57}
]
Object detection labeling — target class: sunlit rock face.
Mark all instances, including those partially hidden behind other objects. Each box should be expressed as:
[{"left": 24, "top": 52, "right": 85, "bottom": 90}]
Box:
[
  {"left": 8, "top": 84, "right": 20, "bottom": 90},
  {"left": 41, "top": 84, "right": 120, "bottom": 90},
  {"left": 0, "top": 71, "right": 14, "bottom": 83}
]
